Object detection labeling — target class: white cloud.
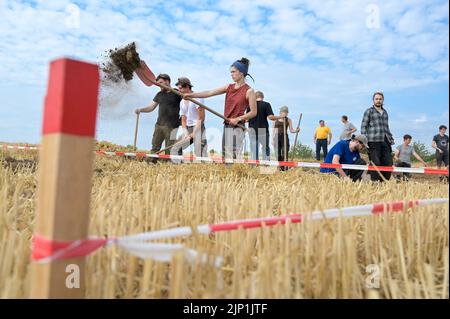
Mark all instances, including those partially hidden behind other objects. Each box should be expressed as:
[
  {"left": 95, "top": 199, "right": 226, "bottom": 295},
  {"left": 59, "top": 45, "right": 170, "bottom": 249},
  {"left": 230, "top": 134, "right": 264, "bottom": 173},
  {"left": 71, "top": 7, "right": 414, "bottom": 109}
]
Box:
[
  {"left": 396, "top": 9, "right": 428, "bottom": 35},
  {"left": 0, "top": 0, "right": 448, "bottom": 151},
  {"left": 414, "top": 115, "right": 428, "bottom": 123}
]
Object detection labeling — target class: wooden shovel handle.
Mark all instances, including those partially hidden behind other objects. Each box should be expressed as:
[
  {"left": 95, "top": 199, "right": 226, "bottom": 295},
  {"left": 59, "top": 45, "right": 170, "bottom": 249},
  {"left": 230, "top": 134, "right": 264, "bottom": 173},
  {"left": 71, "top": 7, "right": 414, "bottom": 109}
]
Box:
[
  {"left": 159, "top": 82, "right": 247, "bottom": 131},
  {"left": 133, "top": 113, "right": 140, "bottom": 150}
]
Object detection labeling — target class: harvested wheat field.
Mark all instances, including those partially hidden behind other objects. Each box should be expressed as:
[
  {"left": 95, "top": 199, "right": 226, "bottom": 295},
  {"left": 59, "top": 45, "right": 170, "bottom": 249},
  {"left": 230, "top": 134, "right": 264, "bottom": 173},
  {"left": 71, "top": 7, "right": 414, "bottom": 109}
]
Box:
[{"left": 0, "top": 149, "right": 448, "bottom": 299}]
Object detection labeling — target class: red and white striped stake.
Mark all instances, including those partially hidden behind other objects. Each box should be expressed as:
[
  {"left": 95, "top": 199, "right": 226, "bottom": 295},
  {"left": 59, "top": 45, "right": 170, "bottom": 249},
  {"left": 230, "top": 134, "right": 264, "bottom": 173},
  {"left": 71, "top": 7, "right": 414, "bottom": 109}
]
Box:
[
  {"left": 30, "top": 58, "right": 100, "bottom": 299},
  {"left": 31, "top": 198, "right": 448, "bottom": 267}
]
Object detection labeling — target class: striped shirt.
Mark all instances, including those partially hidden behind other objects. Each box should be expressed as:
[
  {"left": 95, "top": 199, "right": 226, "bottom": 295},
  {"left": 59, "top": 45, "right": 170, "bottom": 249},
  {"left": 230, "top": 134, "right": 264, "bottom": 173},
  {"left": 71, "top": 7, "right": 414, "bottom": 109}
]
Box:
[{"left": 361, "top": 106, "right": 394, "bottom": 143}]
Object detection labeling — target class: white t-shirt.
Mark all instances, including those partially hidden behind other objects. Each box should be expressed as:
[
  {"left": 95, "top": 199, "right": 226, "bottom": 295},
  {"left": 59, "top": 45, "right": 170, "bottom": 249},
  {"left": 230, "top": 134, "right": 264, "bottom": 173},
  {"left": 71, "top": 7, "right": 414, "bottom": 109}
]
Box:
[
  {"left": 179, "top": 99, "right": 204, "bottom": 127},
  {"left": 340, "top": 122, "right": 357, "bottom": 140}
]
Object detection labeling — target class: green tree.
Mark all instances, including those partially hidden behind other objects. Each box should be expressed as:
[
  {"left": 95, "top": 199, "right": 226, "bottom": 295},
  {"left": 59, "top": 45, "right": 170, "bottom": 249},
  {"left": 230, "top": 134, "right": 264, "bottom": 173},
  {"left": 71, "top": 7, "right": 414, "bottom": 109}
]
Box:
[
  {"left": 289, "top": 142, "right": 314, "bottom": 160},
  {"left": 413, "top": 141, "right": 434, "bottom": 163}
]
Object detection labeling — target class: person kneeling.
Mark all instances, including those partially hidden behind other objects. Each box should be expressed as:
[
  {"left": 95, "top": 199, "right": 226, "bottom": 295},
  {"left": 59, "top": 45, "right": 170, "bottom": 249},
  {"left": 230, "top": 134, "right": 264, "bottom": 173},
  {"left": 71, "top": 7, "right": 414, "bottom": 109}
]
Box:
[{"left": 320, "top": 135, "right": 369, "bottom": 182}]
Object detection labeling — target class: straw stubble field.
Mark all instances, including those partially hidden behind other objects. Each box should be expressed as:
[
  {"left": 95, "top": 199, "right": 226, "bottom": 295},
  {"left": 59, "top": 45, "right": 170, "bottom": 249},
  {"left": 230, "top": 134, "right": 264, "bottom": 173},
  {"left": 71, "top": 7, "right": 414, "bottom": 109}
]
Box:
[{"left": 0, "top": 149, "right": 448, "bottom": 298}]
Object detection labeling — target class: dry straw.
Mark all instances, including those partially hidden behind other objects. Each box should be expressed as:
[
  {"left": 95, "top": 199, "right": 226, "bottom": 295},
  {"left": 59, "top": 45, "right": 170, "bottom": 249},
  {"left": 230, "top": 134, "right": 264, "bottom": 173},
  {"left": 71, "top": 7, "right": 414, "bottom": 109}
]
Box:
[{"left": 0, "top": 149, "right": 448, "bottom": 298}]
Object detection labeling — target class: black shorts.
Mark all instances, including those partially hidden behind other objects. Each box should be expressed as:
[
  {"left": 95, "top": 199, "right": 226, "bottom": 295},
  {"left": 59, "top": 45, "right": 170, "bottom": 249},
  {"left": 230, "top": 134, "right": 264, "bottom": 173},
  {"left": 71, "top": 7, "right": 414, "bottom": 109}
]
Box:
[{"left": 436, "top": 151, "right": 449, "bottom": 167}]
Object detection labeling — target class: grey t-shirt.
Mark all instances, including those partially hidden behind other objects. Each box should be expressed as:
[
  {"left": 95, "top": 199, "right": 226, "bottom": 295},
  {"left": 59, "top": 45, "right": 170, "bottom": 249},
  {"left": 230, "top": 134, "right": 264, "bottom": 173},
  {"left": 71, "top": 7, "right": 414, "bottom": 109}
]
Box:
[
  {"left": 340, "top": 122, "right": 357, "bottom": 140},
  {"left": 396, "top": 144, "right": 414, "bottom": 164}
]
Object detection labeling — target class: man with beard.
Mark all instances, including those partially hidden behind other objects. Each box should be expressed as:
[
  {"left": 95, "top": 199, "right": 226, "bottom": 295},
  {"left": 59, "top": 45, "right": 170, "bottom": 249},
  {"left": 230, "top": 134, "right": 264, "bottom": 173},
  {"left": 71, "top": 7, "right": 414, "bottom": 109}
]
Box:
[{"left": 361, "top": 92, "right": 394, "bottom": 181}]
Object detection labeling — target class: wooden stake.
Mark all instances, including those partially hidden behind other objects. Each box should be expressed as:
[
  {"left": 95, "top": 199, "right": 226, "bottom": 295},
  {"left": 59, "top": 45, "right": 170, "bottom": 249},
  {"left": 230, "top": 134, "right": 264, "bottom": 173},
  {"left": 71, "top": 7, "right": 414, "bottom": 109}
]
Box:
[{"left": 30, "top": 58, "right": 100, "bottom": 298}]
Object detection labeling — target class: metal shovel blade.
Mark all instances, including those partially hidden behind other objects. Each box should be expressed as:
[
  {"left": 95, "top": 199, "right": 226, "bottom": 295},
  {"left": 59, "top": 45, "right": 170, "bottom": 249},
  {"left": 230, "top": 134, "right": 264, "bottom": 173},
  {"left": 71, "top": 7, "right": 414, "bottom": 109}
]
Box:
[{"left": 135, "top": 60, "right": 156, "bottom": 86}]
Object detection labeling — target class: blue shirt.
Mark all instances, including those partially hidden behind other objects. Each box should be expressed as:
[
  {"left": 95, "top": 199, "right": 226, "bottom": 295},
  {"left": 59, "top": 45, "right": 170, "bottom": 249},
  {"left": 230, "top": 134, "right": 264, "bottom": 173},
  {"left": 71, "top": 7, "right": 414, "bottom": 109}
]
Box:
[{"left": 320, "top": 140, "right": 360, "bottom": 173}]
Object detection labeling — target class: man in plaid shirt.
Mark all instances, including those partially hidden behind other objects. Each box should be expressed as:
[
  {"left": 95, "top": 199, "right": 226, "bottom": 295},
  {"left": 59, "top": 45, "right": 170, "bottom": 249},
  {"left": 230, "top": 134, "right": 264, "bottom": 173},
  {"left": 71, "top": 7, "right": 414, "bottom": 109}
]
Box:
[{"left": 361, "top": 92, "right": 395, "bottom": 181}]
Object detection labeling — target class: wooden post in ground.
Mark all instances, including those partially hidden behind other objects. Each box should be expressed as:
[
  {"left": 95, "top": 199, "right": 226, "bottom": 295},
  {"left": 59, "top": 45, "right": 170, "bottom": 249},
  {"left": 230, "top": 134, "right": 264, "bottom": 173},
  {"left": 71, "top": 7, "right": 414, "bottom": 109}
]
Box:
[{"left": 30, "top": 58, "right": 100, "bottom": 298}]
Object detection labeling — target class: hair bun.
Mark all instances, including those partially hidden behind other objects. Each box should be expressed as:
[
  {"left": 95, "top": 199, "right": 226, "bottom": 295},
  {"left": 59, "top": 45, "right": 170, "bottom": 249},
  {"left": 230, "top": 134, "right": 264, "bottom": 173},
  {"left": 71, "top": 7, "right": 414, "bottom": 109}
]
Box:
[{"left": 239, "top": 57, "right": 250, "bottom": 66}]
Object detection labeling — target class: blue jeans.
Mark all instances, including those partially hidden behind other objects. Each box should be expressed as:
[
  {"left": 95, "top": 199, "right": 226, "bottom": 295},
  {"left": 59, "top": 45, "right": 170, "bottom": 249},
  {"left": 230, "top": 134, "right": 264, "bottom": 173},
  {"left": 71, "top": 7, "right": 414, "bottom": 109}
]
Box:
[
  {"left": 248, "top": 128, "right": 270, "bottom": 160},
  {"left": 316, "top": 139, "right": 328, "bottom": 161}
]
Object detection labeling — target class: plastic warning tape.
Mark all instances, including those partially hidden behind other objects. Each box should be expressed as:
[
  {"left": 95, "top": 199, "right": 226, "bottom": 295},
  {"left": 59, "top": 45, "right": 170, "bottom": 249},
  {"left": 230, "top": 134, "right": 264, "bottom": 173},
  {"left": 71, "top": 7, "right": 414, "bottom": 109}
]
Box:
[
  {"left": 96, "top": 150, "right": 449, "bottom": 175},
  {"left": 2, "top": 144, "right": 447, "bottom": 175},
  {"left": 31, "top": 198, "right": 449, "bottom": 264}
]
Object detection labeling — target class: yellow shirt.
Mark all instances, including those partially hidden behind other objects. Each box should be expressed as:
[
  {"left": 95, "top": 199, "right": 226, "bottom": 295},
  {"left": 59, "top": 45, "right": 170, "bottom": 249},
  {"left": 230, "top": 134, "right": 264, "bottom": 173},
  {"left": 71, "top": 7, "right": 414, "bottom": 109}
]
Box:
[{"left": 316, "top": 126, "right": 331, "bottom": 139}]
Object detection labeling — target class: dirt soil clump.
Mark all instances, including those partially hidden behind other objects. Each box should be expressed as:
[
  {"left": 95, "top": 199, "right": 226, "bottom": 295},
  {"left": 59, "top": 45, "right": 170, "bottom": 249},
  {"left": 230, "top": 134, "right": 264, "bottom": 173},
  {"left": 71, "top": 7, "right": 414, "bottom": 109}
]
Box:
[{"left": 101, "top": 42, "right": 141, "bottom": 82}]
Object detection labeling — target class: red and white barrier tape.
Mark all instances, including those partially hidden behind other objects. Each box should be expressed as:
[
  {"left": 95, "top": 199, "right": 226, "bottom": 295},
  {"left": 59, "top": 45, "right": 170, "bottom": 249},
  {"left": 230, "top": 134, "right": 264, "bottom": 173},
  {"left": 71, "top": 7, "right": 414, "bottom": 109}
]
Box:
[
  {"left": 3, "top": 144, "right": 447, "bottom": 175},
  {"left": 32, "top": 236, "right": 110, "bottom": 264},
  {"left": 96, "top": 150, "right": 449, "bottom": 176},
  {"left": 31, "top": 198, "right": 448, "bottom": 266},
  {"left": 2, "top": 144, "right": 38, "bottom": 151}
]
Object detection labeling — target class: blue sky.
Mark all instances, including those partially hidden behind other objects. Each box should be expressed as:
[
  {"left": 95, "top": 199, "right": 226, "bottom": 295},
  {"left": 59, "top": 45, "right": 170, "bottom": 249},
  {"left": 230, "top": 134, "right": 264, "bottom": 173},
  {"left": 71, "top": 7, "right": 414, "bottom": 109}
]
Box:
[{"left": 0, "top": 0, "right": 448, "bottom": 152}]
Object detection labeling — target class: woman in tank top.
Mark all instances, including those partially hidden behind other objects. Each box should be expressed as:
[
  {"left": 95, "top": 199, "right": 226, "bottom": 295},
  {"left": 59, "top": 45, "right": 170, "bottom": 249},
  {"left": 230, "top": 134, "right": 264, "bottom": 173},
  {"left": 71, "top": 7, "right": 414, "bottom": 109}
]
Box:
[
  {"left": 272, "top": 106, "right": 299, "bottom": 170},
  {"left": 183, "top": 57, "right": 257, "bottom": 159}
]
